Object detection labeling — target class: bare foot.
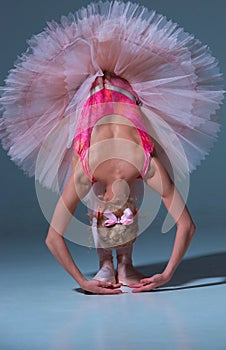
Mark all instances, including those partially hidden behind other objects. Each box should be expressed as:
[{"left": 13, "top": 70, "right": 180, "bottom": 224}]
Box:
[
  {"left": 93, "top": 263, "right": 116, "bottom": 284},
  {"left": 116, "top": 263, "right": 146, "bottom": 286}
]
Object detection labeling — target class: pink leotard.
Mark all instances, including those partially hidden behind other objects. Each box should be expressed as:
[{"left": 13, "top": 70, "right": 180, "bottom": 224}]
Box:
[{"left": 73, "top": 75, "right": 154, "bottom": 182}]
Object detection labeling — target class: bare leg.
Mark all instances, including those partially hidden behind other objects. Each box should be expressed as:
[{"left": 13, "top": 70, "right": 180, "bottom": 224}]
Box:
[
  {"left": 116, "top": 244, "right": 146, "bottom": 286},
  {"left": 93, "top": 248, "right": 116, "bottom": 284}
]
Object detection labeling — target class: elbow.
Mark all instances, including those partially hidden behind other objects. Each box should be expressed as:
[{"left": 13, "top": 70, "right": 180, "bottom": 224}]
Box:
[
  {"left": 45, "top": 235, "right": 54, "bottom": 250},
  {"left": 45, "top": 236, "right": 52, "bottom": 248},
  {"left": 178, "top": 220, "right": 196, "bottom": 238},
  {"left": 45, "top": 229, "right": 62, "bottom": 249},
  {"left": 188, "top": 221, "right": 196, "bottom": 238}
]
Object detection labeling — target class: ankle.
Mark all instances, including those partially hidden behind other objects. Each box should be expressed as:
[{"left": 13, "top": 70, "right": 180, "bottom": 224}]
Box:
[
  {"left": 116, "top": 245, "right": 133, "bottom": 265},
  {"left": 117, "top": 259, "right": 132, "bottom": 267},
  {"left": 99, "top": 259, "right": 114, "bottom": 269}
]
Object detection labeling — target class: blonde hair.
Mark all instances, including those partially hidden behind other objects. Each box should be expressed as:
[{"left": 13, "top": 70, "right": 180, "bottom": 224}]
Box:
[{"left": 92, "top": 200, "right": 139, "bottom": 248}]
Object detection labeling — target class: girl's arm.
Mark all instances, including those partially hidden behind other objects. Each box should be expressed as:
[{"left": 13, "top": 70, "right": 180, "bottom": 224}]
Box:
[
  {"left": 45, "top": 158, "right": 122, "bottom": 294},
  {"left": 130, "top": 157, "right": 196, "bottom": 292},
  {"left": 45, "top": 172, "right": 87, "bottom": 286}
]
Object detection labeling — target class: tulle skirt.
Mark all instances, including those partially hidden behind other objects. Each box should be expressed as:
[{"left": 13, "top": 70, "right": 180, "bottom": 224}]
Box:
[{"left": 0, "top": 0, "right": 224, "bottom": 192}]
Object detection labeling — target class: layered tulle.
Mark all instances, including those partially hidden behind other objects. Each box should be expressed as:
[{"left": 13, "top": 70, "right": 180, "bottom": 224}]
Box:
[{"left": 0, "top": 0, "right": 224, "bottom": 191}]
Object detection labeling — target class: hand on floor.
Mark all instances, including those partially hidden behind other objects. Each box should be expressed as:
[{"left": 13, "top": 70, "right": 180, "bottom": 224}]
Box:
[
  {"left": 129, "top": 273, "right": 170, "bottom": 293},
  {"left": 81, "top": 279, "right": 123, "bottom": 295}
]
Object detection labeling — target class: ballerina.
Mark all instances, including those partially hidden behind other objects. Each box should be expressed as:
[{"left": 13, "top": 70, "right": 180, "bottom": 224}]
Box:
[
  {"left": 44, "top": 71, "right": 197, "bottom": 294},
  {"left": 0, "top": 1, "right": 224, "bottom": 294}
]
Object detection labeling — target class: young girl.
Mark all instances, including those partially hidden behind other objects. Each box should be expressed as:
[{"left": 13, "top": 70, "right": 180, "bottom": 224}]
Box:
[
  {"left": 0, "top": 2, "right": 224, "bottom": 294},
  {"left": 43, "top": 72, "right": 194, "bottom": 294}
]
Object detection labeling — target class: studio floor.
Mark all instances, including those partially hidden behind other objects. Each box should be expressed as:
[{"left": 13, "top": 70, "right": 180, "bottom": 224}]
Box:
[{"left": 1, "top": 223, "right": 226, "bottom": 350}]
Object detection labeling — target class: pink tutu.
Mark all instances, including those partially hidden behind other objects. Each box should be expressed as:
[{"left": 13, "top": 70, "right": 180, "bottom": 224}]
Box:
[{"left": 0, "top": 0, "right": 224, "bottom": 191}]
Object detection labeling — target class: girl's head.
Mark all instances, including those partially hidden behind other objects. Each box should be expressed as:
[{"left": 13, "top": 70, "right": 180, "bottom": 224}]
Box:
[{"left": 91, "top": 199, "right": 139, "bottom": 248}]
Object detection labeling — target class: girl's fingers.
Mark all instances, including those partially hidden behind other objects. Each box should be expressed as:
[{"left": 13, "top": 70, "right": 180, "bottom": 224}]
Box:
[
  {"left": 98, "top": 288, "right": 122, "bottom": 294},
  {"left": 99, "top": 282, "right": 123, "bottom": 289},
  {"left": 128, "top": 282, "right": 144, "bottom": 288},
  {"left": 104, "top": 282, "right": 113, "bottom": 287},
  {"left": 99, "top": 281, "right": 112, "bottom": 287},
  {"left": 132, "top": 283, "right": 156, "bottom": 293},
  {"left": 140, "top": 278, "right": 152, "bottom": 283}
]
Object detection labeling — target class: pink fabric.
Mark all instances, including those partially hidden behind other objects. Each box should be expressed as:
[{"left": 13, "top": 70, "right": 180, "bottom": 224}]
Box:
[
  {"left": 103, "top": 207, "right": 134, "bottom": 226},
  {"left": 0, "top": 1, "right": 224, "bottom": 192},
  {"left": 73, "top": 75, "right": 154, "bottom": 182}
]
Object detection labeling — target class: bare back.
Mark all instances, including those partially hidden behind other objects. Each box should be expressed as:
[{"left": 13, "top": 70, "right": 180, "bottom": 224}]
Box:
[{"left": 88, "top": 115, "right": 146, "bottom": 184}]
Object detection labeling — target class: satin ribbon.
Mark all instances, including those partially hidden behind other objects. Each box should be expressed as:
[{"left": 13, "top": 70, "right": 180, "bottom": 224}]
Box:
[{"left": 103, "top": 208, "right": 134, "bottom": 227}]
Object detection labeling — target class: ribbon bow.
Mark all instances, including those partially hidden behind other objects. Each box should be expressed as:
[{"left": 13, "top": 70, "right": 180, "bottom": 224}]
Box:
[{"left": 103, "top": 208, "right": 134, "bottom": 227}]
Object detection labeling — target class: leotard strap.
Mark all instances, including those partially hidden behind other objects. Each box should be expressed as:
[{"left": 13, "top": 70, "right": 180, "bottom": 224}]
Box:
[{"left": 87, "top": 84, "right": 138, "bottom": 104}]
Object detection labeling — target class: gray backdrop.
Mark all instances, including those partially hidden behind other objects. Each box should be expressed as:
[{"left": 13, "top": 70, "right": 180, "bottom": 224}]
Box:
[
  {"left": 1, "top": 4, "right": 225, "bottom": 349},
  {"left": 0, "top": 0, "right": 225, "bottom": 238}
]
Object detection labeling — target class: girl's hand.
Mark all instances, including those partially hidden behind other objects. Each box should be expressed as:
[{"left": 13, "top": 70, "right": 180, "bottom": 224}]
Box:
[
  {"left": 81, "top": 279, "right": 123, "bottom": 295},
  {"left": 129, "top": 273, "right": 171, "bottom": 293}
]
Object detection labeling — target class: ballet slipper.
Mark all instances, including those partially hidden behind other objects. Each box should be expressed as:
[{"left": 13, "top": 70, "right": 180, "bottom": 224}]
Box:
[
  {"left": 92, "top": 248, "right": 116, "bottom": 284},
  {"left": 92, "top": 265, "right": 116, "bottom": 284}
]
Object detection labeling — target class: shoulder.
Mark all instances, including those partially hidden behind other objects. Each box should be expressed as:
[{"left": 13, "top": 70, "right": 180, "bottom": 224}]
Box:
[
  {"left": 72, "top": 151, "right": 92, "bottom": 195},
  {"left": 144, "top": 156, "right": 168, "bottom": 179}
]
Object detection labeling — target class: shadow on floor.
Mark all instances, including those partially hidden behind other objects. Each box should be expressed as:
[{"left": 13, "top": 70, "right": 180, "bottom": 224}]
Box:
[
  {"left": 138, "top": 252, "right": 226, "bottom": 287},
  {"left": 79, "top": 252, "right": 226, "bottom": 293}
]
